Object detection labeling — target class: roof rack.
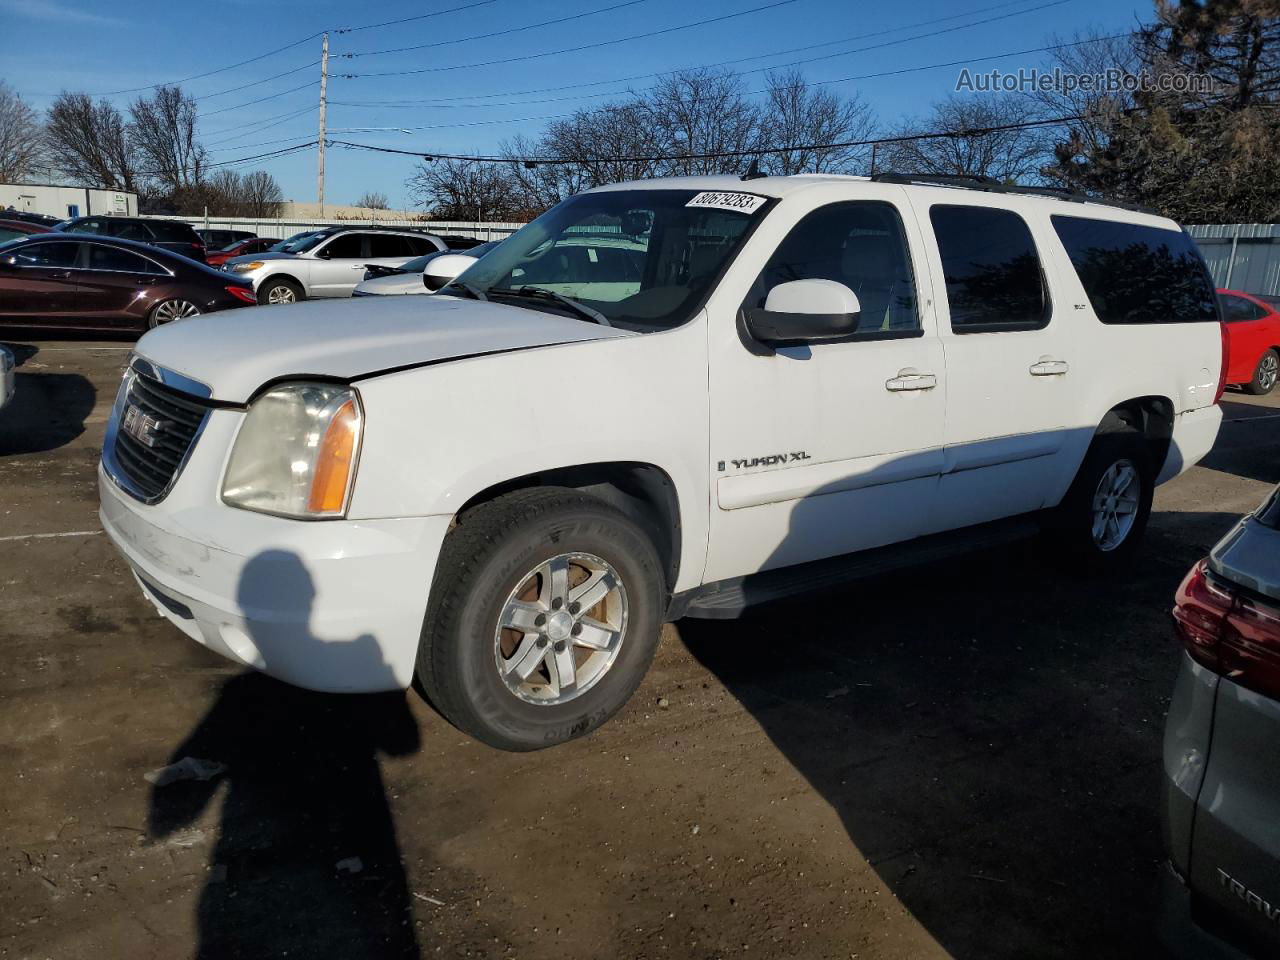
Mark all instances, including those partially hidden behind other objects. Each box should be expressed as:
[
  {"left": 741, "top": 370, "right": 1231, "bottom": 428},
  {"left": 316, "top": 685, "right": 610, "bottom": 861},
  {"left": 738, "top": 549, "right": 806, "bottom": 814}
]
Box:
[
  {"left": 315, "top": 224, "right": 440, "bottom": 234},
  {"left": 869, "top": 171, "right": 1156, "bottom": 215}
]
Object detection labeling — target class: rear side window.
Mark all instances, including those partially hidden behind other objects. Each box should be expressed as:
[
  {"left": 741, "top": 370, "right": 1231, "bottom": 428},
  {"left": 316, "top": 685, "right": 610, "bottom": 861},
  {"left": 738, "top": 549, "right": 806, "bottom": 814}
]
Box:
[
  {"left": 930, "top": 205, "right": 1048, "bottom": 332},
  {"left": 146, "top": 221, "right": 200, "bottom": 242},
  {"left": 402, "top": 235, "right": 438, "bottom": 256},
  {"left": 369, "top": 234, "right": 414, "bottom": 258},
  {"left": 89, "top": 244, "right": 161, "bottom": 274},
  {"left": 1051, "top": 216, "right": 1218, "bottom": 324},
  {"left": 111, "top": 221, "right": 152, "bottom": 241},
  {"left": 65, "top": 219, "right": 102, "bottom": 234},
  {"left": 1219, "top": 293, "right": 1265, "bottom": 323},
  {"left": 0, "top": 227, "right": 23, "bottom": 243}
]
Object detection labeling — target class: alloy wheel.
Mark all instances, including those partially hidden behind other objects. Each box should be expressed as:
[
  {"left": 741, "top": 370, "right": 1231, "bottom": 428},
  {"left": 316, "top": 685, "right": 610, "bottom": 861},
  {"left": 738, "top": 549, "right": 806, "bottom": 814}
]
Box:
[
  {"left": 494, "top": 552, "right": 629, "bottom": 705},
  {"left": 1260, "top": 352, "right": 1279, "bottom": 392},
  {"left": 153, "top": 300, "right": 200, "bottom": 324},
  {"left": 266, "top": 284, "right": 297, "bottom": 305},
  {"left": 1091, "top": 458, "right": 1140, "bottom": 551}
]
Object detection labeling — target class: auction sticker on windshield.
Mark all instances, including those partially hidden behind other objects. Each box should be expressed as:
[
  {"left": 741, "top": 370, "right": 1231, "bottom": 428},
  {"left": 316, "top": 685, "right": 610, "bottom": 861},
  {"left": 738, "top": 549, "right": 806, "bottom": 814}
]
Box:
[{"left": 686, "top": 192, "right": 768, "bottom": 214}]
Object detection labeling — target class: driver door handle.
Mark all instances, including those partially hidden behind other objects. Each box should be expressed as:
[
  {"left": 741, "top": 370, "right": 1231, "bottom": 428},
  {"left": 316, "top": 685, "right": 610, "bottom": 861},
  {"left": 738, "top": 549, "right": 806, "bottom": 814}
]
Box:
[
  {"left": 1029, "top": 358, "right": 1069, "bottom": 376},
  {"left": 885, "top": 369, "right": 938, "bottom": 392}
]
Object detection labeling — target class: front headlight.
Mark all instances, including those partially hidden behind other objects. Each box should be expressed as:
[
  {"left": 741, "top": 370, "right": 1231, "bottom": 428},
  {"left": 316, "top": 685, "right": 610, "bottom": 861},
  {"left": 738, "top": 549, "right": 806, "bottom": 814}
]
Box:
[
  {"left": 231, "top": 260, "right": 265, "bottom": 273},
  {"left": 221, "top": 383, "right": 362, "bottom": 519}
]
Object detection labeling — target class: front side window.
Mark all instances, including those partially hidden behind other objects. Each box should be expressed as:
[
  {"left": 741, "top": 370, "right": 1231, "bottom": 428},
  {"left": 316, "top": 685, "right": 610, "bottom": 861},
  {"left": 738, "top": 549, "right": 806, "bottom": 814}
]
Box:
[
  {"left": 931, "top": 205, "right": 1048, "bottom": 332},
  {"left": 746, "top": 200, "right": 919, "bottom": 334},
  {"left": 319, "top": 233, "right": 365, "bottom": 259},
  {"left": 1051, "top": 215, "right": 1218, "bottom": 324},
  {"left": 456, "top": 189, "right": 769, "bottom": 330},
  {"left": 10, "top": 241, "right": 79, "bottom": 268}
]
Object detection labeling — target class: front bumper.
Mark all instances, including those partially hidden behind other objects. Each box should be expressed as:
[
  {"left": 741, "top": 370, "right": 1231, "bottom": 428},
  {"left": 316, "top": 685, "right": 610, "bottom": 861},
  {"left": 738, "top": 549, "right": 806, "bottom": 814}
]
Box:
[{"left": 99, "top": 464, "right": 452, "bottom": 692}]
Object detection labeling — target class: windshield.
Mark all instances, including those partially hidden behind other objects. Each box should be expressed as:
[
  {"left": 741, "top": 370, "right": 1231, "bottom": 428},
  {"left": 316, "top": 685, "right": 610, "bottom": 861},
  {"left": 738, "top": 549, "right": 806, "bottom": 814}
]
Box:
[
  {"left": 271, "top": 231, "right": 322, "bottom": 253},
  {"left": 452, "top": 189, "right": 770, "bottom": 330}
]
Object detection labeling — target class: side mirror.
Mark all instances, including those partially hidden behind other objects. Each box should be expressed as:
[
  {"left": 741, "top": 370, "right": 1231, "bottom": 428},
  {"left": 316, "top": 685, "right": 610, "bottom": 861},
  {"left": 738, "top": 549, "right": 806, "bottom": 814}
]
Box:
[
  {"left": 424, "top": 253, "right": 476, "bottom": 292},
  {"left": 743, "top": 279, "right": 862, "bottom": 346}
]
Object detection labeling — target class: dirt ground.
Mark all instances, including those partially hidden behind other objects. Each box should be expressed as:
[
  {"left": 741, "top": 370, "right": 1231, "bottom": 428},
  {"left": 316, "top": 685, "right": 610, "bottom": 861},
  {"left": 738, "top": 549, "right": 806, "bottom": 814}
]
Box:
[{"left": 1, "top": 336, "right": 1278, "bottom": 960}]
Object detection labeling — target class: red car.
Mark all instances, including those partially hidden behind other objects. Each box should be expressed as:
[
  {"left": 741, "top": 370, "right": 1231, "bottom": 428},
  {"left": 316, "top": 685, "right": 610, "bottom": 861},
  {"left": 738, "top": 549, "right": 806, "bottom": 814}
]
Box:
[
  {"left": 0, "top": 218, "right": 53, "bottom": 244},
  {"left": 1217, "top": 288, "right": 1280, "bottom": 395},
  {"left": 206, "top": 236, "right": 277, "bottom": 267}
]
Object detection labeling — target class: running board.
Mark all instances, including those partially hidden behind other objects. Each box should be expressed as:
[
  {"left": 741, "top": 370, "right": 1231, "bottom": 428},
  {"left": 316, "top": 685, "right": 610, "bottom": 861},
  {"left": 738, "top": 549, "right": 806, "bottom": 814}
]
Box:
[{"left": 668, "top": 514, "right": 1043, "bottom": 621}]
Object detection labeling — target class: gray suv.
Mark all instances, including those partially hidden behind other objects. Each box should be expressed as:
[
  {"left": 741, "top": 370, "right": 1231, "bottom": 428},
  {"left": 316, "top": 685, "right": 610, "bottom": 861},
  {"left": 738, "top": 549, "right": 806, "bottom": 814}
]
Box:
[{"left": 1164, "top": 485, "right": 1280, "bottom": 958}]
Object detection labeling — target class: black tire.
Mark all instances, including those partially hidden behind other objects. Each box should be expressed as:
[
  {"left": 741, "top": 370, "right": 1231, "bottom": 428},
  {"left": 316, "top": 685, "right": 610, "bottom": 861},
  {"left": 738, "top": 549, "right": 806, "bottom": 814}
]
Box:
[
  {"left": 1047, "top": 421, "right": 1154, "bottom": 570},
  {"left": 1243, "top": 348, "right": 1279, "bottom": 395},
  {"left": 417, "top": 488, "right": 665, "bottom": 751},
  {"left": 260, "top": 277, "right": 304, "bottom": 306}
]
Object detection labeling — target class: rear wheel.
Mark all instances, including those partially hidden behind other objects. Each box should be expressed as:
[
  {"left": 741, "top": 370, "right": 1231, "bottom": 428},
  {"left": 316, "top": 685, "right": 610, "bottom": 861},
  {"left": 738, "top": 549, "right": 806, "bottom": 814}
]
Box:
[
  {"left": 261, "top": 277, "right": 303, "bottom": 306},
  {"left": 416, "top": 488, "right": 665, "bottom": 751},
  {"left": 147, "top": 298, "right": 200, "bottom": 329},
  {"left": 1048, "top": 422, "right": 1154, "bottom": 569},
  {"left": 1243, "top": 348, "right": 1279, "bottom": 395}
]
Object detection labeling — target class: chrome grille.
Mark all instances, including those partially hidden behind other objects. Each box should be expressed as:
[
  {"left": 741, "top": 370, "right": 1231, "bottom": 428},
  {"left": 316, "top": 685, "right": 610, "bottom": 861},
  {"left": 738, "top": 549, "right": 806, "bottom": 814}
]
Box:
[{"left": 105, "top": 364, "right": 212, "bottom": 503}]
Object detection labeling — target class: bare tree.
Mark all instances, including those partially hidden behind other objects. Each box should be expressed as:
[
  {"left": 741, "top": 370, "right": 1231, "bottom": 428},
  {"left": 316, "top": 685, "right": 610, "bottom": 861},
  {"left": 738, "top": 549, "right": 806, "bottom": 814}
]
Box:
[
  {"left": 130, "top": 85, "right": 205, "bottom": 192},
  {"left": 407, "top": 158, "right": 522, "bottom": 221},
  {"left": 645, "top": 68, "right": 762, "bottom": 176},
  {"left": 760, "top": 69, "right": 875, "bottom": 175},
  {"left": 241, "top": 169, "right": 283, "bottom": 217},
  {"left": 880, "top": 94, "right": 1051, "bottom": 182},
  {"left": 0, "top": 81, "right": 42, "bottom": 182},
  {"left": 354, "top": 191, "right": 388, "bottom": 209},
  {"left": 204, "top": 168, "right": 244, "bottom": 215},
  {"left": 44, "top": 92, "right": 138, "bottom": 189}
]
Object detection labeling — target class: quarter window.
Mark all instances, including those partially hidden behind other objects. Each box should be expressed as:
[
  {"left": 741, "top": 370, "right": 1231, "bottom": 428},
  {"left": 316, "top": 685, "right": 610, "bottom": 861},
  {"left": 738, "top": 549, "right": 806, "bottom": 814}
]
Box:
[
  {"left": 1051, "top": 215, "right": 1218, "bottom": 324},
  {"left": 930, "top": 205, "right": 1048, "bottom": 332},
  {"left": 747, "top": 201, "right": 919, "bottom": 334}
]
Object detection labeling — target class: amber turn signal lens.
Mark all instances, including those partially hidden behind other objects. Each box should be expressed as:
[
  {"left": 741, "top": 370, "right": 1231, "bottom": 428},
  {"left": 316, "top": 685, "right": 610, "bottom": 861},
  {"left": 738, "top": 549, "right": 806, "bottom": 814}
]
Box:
[{"left": 307, "top": 399, "right": 359, "bottom": 514}]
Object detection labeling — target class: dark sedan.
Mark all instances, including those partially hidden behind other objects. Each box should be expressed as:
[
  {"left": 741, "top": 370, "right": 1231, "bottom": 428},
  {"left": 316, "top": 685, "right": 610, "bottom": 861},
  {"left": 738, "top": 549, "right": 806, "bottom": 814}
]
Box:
[
  {"left": 55, "top": 216, "right": 208, "bottom": 263},
  {"left": 0, "top": 234, "right": 255, "bottom": 332}
]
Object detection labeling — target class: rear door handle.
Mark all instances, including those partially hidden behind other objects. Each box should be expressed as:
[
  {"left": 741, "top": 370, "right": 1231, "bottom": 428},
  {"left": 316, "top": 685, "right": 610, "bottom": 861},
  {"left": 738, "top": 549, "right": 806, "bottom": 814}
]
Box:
[
  {"left": 1029, "top": 359, "right": 1069, "bottom": 376},
  {"left": 885, "top": 370, "right": 938, "bottom": 392},
  {"left": 48, "top": 270, "right": 71, "bottom": 279}
]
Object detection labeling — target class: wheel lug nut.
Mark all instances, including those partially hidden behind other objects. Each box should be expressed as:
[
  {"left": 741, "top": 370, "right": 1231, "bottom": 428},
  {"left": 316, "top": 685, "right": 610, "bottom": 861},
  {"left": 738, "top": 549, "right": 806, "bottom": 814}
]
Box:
[
  {"left": 534, "top": 614, "right": 546, "bottom": 626},
  {"left": 568, "top": 602, "right": 580, "bottom": 615},
  {"left": 537, "top": 636, "right": 548, "bottom": 647},
  {"left": 551, "top": 598, "right": 563, "bottom": 610},
  {"left": 571, "top": 623, "right": 582, "bottom": 636},
  {"left": 553, "top": 640, "right": 567, "bottom": 653}
]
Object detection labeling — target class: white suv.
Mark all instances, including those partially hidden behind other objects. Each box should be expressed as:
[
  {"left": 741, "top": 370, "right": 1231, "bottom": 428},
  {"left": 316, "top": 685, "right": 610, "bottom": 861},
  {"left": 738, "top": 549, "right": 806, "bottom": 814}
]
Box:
[
  {"left": 224, "top": 226, "right": 448, "bottom": 304},
  {"left": 99, "top": 174, "right": 1225, "bottom": 750}
]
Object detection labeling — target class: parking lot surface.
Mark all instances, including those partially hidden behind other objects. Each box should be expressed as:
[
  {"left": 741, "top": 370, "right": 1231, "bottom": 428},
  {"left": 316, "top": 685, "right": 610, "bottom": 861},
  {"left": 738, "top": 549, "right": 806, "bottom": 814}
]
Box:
[{"left": 2, "top": 337, "right": 1278, "bottom": 960}]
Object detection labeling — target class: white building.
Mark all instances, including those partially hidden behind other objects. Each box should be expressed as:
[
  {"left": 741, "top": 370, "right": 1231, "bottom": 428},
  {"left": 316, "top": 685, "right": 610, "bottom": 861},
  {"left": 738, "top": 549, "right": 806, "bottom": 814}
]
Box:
[{"left": 0, "top": 182, "right": 139, "bottom": 220}]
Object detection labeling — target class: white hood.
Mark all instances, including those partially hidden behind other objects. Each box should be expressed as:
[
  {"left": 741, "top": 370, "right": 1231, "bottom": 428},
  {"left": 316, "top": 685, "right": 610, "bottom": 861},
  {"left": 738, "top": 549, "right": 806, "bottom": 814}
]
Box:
[
  {"left": 353, "top": 271, "right": 431, "bottom": 296},
  {"left": 135, "top": 294, "right": 634, "bottom": 403}
]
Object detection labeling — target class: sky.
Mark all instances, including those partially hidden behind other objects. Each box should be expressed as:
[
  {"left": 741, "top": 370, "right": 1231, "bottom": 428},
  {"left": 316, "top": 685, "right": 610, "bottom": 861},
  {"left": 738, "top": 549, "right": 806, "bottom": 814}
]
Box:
[{"left": 1, "top": 0, "right": 1154, "bottom": 210}]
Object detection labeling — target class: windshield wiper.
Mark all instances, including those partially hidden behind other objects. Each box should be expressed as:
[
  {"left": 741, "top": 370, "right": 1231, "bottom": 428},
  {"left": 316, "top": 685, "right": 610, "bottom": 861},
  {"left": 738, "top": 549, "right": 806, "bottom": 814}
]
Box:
[
  {"left": 490, "top": 286, "right": 611, "bottom": 326},
  {"left": 442, "top": 281, "right": 487, "bottom": 301}
]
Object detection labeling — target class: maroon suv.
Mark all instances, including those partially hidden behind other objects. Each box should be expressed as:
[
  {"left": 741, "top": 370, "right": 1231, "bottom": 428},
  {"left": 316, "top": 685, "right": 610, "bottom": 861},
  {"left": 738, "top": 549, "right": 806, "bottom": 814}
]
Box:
[{"left": 0, "top": 234, "right": 256, "bottom": 332}]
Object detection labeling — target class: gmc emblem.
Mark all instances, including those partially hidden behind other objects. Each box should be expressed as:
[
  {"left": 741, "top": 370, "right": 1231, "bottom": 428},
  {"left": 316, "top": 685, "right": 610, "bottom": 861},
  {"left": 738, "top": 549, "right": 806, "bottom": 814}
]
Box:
[{"left": 122, "top": 404, "right": 165, "bottom": 449}]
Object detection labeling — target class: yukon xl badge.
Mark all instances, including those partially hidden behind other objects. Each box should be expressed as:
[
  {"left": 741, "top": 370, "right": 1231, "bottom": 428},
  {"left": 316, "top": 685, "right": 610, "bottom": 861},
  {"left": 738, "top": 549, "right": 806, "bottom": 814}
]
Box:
[
  {"left": 122, "top": 404, "right": 165, "bottom": 449},
  {"left": 718, "top": 452, "right": 811, "bottom": 471}
]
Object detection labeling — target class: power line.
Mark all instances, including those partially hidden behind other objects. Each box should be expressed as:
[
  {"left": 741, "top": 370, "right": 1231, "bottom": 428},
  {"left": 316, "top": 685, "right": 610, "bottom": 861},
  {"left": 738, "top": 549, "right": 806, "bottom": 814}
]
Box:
[
  {"left": 341, "top": 0, "right": 804, "bottom": 78},
  {"left": 329, "top": 31, "right": 1120, "bottom": 135},
  {"left": 192, "top": 62, "right": 320, "bottom": 102},
  {"left": 202, "top": 105, "right": 318, "bottom": 142},
  {"left": 330, "top": 0, "right": 1053, "bottom": 107},
  {"left": 198, "top": 81, "right": 317, "bottom": 118},
  {"left": 93, "top": 33, "right": 325, "bottom": 96},
  {"left": 205, "top": 109, "right": 320, "bottom": 148},
  {"left": 343, "top": 0, "right": 651, "bottom": 58},
  {"left": 335, "top": 0, "right": 503, "bottom": 33},
  {"left": 327, "top": 112, "right": 1094, "bottom": 166}
]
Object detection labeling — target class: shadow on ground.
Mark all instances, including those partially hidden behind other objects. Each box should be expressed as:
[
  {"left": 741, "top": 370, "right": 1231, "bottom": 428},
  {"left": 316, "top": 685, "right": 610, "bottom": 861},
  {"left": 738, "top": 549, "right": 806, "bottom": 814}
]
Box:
[
  {"left": 147, "top": 551, "right": 422, "bottom": 959},
  {"left": 680, "top": 512, "right": 1237, "bottom": 960},
  {"left": 1203, "top": 400, "right": 1280, "bottom": 486},
  {"left": 0, "top": 369, "right": 96, "bottom": 456}
]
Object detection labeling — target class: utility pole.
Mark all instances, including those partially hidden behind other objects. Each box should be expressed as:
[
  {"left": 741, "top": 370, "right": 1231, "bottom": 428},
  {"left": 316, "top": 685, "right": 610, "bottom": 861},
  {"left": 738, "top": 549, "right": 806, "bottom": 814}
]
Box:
[{"left": 318, "top": 32, "right": 329, "bottom": 217}]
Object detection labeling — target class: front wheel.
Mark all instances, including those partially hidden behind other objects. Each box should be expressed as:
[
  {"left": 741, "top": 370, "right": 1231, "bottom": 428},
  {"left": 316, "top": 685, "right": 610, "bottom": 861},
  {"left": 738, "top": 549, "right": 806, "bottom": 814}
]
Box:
[
  {"left": 1048, "top": 424, "right": 1154, "bottom": 569},
  {"left": 416, "top": 488, "right": 665, "bottom": 751},
  {"left": 260, "top": 277, "right": 304, "bottom": 306},
  {"left": 1243, "top": 348, "right": 1279, "bottom": 395}
]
